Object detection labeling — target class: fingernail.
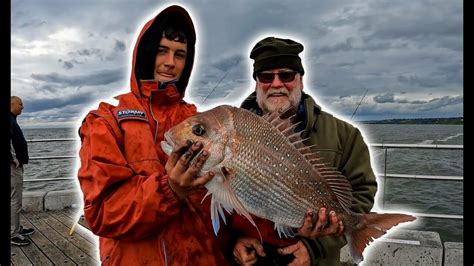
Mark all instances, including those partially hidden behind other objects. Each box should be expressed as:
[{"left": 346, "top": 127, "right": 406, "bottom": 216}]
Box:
[
  {"left": 330, "top": 211, "right": 336, "bottom": 216},
  {"left": 209, "top": 171, "right": 215, "bottom": 176},
  {"left": 186, "top": 140, "right": 193, "bottom": 146},
  {"left": 202, "top": 150, "right": 208, "bottom": 156},
  {"left": 308, "top": 211, "right": 313, "bottom": 217}
]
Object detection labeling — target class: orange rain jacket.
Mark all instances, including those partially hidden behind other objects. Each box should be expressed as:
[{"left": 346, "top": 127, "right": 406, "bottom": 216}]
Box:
[{"left": 77, "top": 6, "right": 230, "bottom": 265}]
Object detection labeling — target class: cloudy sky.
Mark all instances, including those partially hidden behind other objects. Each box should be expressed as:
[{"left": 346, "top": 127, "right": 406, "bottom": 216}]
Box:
[{"left": 11, "top": 0, "right": 463, "bottom": 128}]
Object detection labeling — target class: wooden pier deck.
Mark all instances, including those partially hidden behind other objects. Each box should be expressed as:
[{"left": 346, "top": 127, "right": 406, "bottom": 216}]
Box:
[{"left": 11, "top": 208, "right": 99, "bottom": 265}]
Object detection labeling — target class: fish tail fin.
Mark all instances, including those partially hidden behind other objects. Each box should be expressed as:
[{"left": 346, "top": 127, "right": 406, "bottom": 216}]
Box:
[{"left": 346, "top": 213, "right": 416, "bottom": 263}]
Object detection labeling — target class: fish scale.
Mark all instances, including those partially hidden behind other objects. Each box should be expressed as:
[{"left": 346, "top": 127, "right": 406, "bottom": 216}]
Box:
[
  {"left": 232, "top": 111, "right": 338, "bottom": 226},
  {"left": 232, "top": 108, "right": 344, "bottom": 231},
  {"left": 162, "top": 104, "right": 417, "bottom": 263}
]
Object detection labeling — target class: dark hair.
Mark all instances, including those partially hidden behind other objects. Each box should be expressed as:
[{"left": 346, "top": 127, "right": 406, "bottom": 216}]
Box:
[{"left": 163, "top": 26, "right": 187, "bottom": 43}]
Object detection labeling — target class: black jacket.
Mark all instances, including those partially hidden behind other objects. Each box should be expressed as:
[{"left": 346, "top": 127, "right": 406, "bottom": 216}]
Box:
[{"left": 10, "top": 113, "right": 29, "bottom": 165}]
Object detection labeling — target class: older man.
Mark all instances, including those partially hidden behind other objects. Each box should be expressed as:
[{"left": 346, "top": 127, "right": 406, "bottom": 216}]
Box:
[
  {"left": 233, "top": 37, "right": 378, "bottom": 265},
  {"left": 10, "top": 96, "right": 35, "bottom": 246}
]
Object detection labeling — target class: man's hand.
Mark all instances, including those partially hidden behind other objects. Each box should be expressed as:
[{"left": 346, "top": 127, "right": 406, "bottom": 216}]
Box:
[
  {"left": 278, "top": 241, "right": 310, "bottom": 266},
  {"left": 13, "top": 159, "right": 20, "bottom": 169},
  {"left": 165, "top": 140, "right": 214, "bottom": 199},
  {"left": 233, "top": 237, "right": 266, "bottom": 265},
  {"left": 297, "top": 208, "right": 344, "bottom": 239}
]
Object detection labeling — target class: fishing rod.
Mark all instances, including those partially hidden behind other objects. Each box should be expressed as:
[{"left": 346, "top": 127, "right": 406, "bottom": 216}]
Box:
[
  {"left": 201, "top": 71, "right": 228, "bottom": 104},
  {"left": 350, "top": 89, "right": 368, "bottom": 120}
]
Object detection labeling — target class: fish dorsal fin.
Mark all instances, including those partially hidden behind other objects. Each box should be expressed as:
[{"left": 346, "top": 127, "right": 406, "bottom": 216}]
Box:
[
  {"left": 312, "top": 163, "right": 354, "bottom": 212},
  {"left": 263, "top": 108, "right": 354, "bottom": 212}
]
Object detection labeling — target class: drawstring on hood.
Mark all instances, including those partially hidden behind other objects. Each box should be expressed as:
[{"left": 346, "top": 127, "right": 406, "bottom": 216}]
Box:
[{"left": 131, "top": 5, "right": 196, "bottom": 101}]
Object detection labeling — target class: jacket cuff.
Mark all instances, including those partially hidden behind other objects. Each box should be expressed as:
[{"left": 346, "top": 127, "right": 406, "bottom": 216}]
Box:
[
  {"left": 301, "top": 238, "right": 321, "bottom": 266},
  {"left": 158, "top": 174, "right": 180, "bottom": 205}
]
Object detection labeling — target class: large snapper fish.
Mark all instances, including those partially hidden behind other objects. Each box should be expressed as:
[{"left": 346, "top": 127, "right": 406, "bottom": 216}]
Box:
[{"left": 161, "top": 105, "right": 415, "bottom": 263}]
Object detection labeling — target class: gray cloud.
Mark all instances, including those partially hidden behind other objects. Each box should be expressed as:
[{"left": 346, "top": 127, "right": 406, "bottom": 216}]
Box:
[
  {"left": 19, "top": 19, "right": 46, "bottom": 29},
  {"left": 11, "top": 0, "right": 463, "bottom": 126},
  {"left": 63, "top": 61, "right": 74, "bottom": 69},
  {"left": 372, "top": 93, "right": 462, "bottom": 110},
  {"left": 114, "top": 40, "right": 126, "bottom": 52},
  {"left": 319, "top": 38, "right": 354, "bottom": 54},
  {"left": 212, "top": 55, "right": 245, "bottom": 73},
  {"left": 73, "top": 48, "right": 105, "bottom": 61},
  {"left": 397, "top": 75, "right": 439, "bottom": 88},
  {"left": 418, "top": 95, "right": 463, "bottom": 111},
  {"left": 373, "top": 93, "right": 395, "bottom": 103},
  {"left": 30, "top": 69, "right": 124, "bottom": 87}
]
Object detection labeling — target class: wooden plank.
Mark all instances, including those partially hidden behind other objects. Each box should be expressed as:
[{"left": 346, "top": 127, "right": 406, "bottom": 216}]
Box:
[
  {"left": 17, "top": 214, "right": 53, "bottom": 265},
  {"left": 22, "top": 212, "right": 75, "bottom": 265},
  {"left": 23, "top": 211, "right": 92, "bottom": 265},
  {"left": 60, "top": 208, "right": 82, "bottom": 221},
  {"left": 59, "top": 209, "right": 97, "bottom": 245},
  {"left": 61, "top": 208, "right": 95, "bottom": 239},
  {"left": 10, "top": 245, "right": 32, "bottom": 266},
  {"left": 49, "top": 210, "right": 96, "bottom": 243},
  {"left": 33, "top": 211, "right": 99, "bottom": 265},
  {"left": 61, "top": 207, "right": 89, "bottom": 229},
  {"left": 44, "top": 210, "right": 99, "bottom": 260}
]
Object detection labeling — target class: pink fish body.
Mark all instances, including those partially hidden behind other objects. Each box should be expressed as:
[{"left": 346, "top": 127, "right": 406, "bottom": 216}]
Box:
[{"left": 161, "top": 105, "right": 416, "bottom": 263}]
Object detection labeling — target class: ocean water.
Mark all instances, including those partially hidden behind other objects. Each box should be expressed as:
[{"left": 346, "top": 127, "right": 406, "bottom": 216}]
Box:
[{"left": 21, "top": 124, "right": 463, "bottom": 243}]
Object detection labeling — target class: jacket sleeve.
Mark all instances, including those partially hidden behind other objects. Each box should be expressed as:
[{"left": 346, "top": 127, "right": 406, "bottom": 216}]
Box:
[
  {"left": 305, "top": 125, "right": 378, "bottom": 265},
  {"left": 77, "top": 113, "right": 182, "bottom": 241},
  {"left": 340, "top": 126, "right": 378, "bottom": 213}
]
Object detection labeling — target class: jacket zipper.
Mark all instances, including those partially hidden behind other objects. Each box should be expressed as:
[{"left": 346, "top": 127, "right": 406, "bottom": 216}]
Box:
[{"left": 149, "top": 95, "right": 159, "bottom": 144}]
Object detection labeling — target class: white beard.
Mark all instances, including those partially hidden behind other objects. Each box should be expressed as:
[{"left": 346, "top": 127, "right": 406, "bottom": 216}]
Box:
[{"left": 257, "top": 87, "right": 302, "bottom": 114}]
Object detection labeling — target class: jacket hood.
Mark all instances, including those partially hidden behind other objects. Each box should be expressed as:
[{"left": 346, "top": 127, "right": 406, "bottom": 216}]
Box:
[{"left": 130, "top": 5, "right": 196, "bottom": 98}]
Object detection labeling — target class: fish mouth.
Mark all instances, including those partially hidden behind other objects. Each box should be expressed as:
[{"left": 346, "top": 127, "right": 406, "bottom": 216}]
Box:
[{"left": 160, "top": 131, "right": 175, "bottom": 156}]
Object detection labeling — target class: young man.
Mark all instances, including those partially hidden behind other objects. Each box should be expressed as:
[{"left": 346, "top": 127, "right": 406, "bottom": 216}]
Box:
[
  {"left": 10, "top": 96, "right": 35, "bottom": 246},
  {"left": 77, "top": 5, "right": 231, "bottom": 265},
  {"left": 233, "top": 37, "right": 378, "bottom": 265}
]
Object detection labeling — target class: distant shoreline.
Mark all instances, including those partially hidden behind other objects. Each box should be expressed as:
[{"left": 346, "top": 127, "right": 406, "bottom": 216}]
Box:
[
  {"left": 22, "top": 117, "right": 464, "bottom": 129},
  {"left": 359, "top": 117, "right": 463, "bottom": 125}
]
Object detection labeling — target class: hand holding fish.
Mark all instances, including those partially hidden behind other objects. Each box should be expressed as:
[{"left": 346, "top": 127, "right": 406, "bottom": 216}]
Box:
[
  {"left": 297, "top": 208, "right": 344, "bottom": 239},
  {"left": 233, "top": 237, "right": 266, "bottom": 265},
  {"left": 277, "top": 241, "right": 310, "bottom": 266},
  {"left": 165, "top": 140, "right": 215, "bottom": 199}
]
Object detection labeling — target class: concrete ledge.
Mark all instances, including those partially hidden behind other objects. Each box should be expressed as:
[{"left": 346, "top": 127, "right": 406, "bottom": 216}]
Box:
[
  {"left": 23, "top": 189, "right": 82, "bottom": 211},
  {"left": 44, "top": 189, "right": 81, "bottom": 211},
  {"left": 22, "top": 191, "right": 46, "bottom": 212},
  {"left": 341, "top": 229, "right": 443, "bottom": 265},
  {"left": 444, "top": 242, "right": 463, "bottom": 265}
]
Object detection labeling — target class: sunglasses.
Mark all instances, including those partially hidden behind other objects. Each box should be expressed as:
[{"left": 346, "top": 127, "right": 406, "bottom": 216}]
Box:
[{"left": 256, "top": 71, "right": 298, "bottom": 83}]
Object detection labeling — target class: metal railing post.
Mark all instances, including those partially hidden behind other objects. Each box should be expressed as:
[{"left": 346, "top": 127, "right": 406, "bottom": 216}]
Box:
[{"left": 383, "top": 147, "right": 388, "bottom": 209}]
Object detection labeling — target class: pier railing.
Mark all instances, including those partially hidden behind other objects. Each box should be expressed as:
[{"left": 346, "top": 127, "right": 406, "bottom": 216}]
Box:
[
  {"left": 370, "top": 143, "right": 463, "bottom": 220},
  {"left": 24, "top": 139, "right": 463, "bottom": 220}
]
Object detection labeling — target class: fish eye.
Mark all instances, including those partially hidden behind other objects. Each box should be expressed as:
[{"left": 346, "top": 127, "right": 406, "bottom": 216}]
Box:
[{"left": 192, "top": 124, "right": 206, "bottom": 136}]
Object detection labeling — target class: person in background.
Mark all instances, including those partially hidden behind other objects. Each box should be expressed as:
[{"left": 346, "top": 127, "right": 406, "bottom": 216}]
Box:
[
  {"left": 10, "top": 96, "right": 35, "bottom": 246},
  {"left": 232, "top": 37, "right": 378, "bottom": 265},
  {"left": 77, "top": 5, "right": 235, "bottom": 265}
]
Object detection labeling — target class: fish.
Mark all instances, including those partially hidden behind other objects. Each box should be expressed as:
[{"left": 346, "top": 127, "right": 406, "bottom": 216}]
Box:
[{"left": 160, "top": 104, "right": 416, "bottom": 263}]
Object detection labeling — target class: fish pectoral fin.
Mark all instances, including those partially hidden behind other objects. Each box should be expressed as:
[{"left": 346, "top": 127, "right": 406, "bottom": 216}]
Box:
[
  {"left": 208, "top": 170, "right": 258, "bottom": 238},
  {"left": 220, "top": 166, "right": 236, "bottom": 180},
  {"left": 274, "top": 223, "right": 296, "bottom": 238}
]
